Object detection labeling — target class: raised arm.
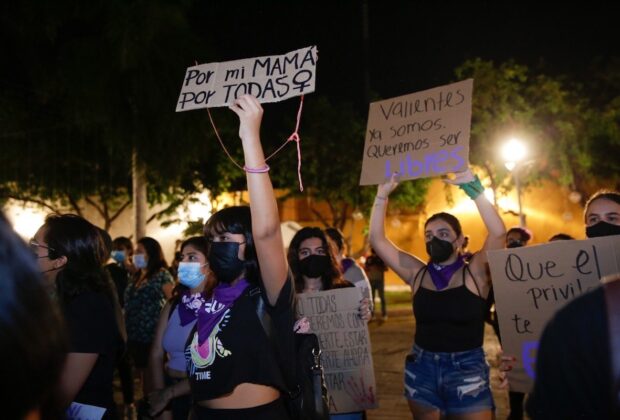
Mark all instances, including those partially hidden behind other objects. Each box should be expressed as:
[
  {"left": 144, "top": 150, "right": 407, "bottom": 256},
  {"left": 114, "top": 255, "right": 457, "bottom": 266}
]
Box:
[
  {"left": 444, "top": 169, "right": 506, "bottom": 278},
  {"left": 368, "top": 175, "right": 425, "bottom": 286},
  {"left": 229, "top": 95, "right": 287, "bottom": 305}
]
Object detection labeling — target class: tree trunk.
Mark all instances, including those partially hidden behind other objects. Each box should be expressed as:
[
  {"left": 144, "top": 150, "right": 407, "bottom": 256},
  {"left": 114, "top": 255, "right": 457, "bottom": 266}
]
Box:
[{"left": 132, "top": 148, "right": 147, "bottom": 240}]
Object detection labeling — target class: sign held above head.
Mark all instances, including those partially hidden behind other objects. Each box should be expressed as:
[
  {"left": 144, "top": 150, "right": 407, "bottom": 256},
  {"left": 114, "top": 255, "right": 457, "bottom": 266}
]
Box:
[
  {"left": 359, "top": 79, "right": 473, "bottom": 185},
  {"left": 176, "top": 46, "right": 318, "bottom": 111}
]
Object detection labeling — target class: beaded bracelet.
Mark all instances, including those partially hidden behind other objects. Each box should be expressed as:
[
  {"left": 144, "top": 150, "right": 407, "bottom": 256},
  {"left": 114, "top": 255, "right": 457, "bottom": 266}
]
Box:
[
  {"left": 375, "top": 196, "right": 388, "bottom": 201},
  {"left": 243, "top": 164, "right": 270, "bottom": 173}
]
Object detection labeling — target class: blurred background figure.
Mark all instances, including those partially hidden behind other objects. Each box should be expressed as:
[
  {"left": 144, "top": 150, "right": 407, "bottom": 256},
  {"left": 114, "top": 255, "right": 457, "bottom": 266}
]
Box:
[
  {"left": 505, "top": 226, "right": 532, "bottom": 248},
  {"left": 364, "top": 247, "right": 388, "bottom": 322},
  {"left": 103, "top": 235, "right": 136, "bottom": 418},
  {"left": 0, "top": 211, "right": 68, "bottom": 419},
  {"left": 124, "top": 237, "right": 174, "bottom": 399},
  {"left": 325, "top": 227, "right": 373, "bottom": 311},
  {"left": 548, "top": 233, "right": 574, "bottom": 241},
  {"left": 491, "top": 226, "right": 532, "bottom": 420}
]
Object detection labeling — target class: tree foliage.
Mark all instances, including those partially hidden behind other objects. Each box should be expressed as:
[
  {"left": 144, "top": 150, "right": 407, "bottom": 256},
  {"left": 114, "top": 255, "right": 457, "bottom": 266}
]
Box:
[
  {"left": 270, "top": 95, "right": 429, "bottom": 229},
  {"left": 454, "top": 58, "right": 620, "bottom": 202},
  {"left": 0, "top": 0, "right": 230, "bottom": 229}
]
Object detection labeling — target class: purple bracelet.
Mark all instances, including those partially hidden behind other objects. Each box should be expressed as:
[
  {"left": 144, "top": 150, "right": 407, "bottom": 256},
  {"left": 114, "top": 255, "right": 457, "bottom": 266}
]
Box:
[{"left": 243, "top": 164, "right": 270, "bottom": 173}]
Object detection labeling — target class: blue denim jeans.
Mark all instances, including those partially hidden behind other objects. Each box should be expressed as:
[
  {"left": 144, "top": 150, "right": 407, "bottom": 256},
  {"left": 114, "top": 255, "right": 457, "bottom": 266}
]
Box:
[{"left": 403, "top": 345, "right": 494, "bottom": 415}]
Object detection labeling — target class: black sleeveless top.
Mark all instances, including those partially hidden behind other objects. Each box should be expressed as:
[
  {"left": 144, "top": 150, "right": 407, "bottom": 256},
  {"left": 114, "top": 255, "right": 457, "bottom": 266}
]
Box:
[{"left": 412, "top": 265, "right": 487, "bottom": 352}]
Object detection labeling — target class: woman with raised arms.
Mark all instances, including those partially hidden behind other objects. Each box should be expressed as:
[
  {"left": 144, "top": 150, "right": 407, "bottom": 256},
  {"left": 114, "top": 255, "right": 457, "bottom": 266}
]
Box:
[{"left": 369, "top": 169, "right": 506, "bottom": 420}]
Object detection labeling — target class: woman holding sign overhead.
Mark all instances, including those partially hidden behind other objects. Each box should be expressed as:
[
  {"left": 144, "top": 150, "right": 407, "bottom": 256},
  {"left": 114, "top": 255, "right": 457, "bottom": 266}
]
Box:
[
  {"left": 369, "top": 169, "right": 505, "bottom": 419},
  {"left": 184, "top": 95, "right": 295, "bottom": 420}
]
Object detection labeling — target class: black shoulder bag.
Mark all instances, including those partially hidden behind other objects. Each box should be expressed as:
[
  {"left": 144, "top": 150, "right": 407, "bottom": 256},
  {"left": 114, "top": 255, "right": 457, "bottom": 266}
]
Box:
[{"left": 251, "top": 288, "right": 330, "bottom": 420}]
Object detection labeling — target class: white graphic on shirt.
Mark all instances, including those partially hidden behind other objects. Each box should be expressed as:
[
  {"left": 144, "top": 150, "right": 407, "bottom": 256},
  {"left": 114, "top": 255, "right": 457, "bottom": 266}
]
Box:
[{"left": 189, "top": 310, "right": 232, "bottom": 371}]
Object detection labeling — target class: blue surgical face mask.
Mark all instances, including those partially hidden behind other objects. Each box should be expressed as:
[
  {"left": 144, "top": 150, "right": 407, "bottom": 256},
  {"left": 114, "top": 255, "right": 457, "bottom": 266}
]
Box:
[
  {"left": 177, "top": 262, "right": 207, "bottom": 289},
  {"left": 133, "top": 253, "right": 147, "bottom": 269},
  {"left": 111, "top": 250, "right": 126, "bottom": 264}
]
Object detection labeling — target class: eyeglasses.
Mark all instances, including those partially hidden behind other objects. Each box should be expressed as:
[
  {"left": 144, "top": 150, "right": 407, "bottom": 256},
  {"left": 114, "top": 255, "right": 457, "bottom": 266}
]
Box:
[{"left": 29, "top": 240, "right": 55, "bottom": 258}]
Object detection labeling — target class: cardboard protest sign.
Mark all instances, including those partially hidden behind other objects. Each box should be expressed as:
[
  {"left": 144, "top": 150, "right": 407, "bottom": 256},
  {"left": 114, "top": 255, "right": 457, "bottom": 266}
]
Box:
[
  {"left": 297, "top": 288, "right": 378, "bottom": 414},
  {"left": 488, "top": 236, "right": 620, "bottom": 393},
  {"left": 359, "top": 79, "right": 473, "bottom": 185},
  {"left": 176, "top": 46, "right": 318, "bottom": 111}
]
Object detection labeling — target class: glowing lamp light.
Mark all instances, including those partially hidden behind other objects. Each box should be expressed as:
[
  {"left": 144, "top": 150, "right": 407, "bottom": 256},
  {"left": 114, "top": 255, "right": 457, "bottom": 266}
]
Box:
[{"left": 501, "top": 138, "right": 527, "bottom": 170}]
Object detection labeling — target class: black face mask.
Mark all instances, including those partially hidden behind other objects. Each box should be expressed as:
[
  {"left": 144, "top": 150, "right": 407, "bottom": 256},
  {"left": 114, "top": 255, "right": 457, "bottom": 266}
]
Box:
[
  {"left": 586, "top": 221, "right": 620, "bottom": 238},
  {"left": 299, "top": 254, "right": 330, "bottom": 278},
  {"left": 207, "top": 242, "right": 245, "bottom": 284},
  {"left": 425, "top": 236, "right": 455, "bottom": 264},
  {"left": 507, "top": 240, "right": 524, "bottom": 248}
]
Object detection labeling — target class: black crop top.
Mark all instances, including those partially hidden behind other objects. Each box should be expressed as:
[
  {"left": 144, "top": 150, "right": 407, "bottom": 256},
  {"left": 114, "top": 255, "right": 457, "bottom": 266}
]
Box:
[
  {"left": 185, "top": 277, "right": 295, "bottom": 402},
  {"left": 412, "top": 265, "right": 487, "bottom": 352}
]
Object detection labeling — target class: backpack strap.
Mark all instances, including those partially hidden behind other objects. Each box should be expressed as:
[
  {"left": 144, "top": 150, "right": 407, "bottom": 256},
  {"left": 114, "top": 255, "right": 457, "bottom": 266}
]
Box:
[{"left": 603, "top": 279, "right": 620, "bottom": 413}]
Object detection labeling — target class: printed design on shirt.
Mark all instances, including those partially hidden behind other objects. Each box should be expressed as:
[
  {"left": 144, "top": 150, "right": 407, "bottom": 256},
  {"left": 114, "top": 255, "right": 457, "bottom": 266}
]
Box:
[
  {"left": 189, "top": 309, "right": 232, "bottom": 369},
  {"left": 182, "top": 292, "right": 205, "bottom": 312}
]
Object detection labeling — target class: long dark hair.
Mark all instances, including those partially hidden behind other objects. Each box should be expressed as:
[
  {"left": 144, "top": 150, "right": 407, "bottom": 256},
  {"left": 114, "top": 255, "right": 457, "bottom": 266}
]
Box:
[
  {"left": 136, "top": 236, "right": 168, "bottom": 282},
  {"left": 0, "top": 212, "right": 67, "bottom": 418},
  {"left": 425, "top": 212, "right": 463, "bottom": 238},
  {"left": 171, "top": 236, "right": 210, "bottom": 302},
  {"left": 288, "top": 227, "right": 346, "bottom": 293},
  {"left": 203, "top": 206, "right": 260, "bottom": 285},
  {"left": 44, "top": 214, "right": 114, "bottom": 303},
  {"left": 43, "top": 214, "right": 126, "bottom": 346}
]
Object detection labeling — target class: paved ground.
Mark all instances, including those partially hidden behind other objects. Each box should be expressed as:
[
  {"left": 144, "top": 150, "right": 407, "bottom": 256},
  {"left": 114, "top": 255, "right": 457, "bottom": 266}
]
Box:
[{"left": 366, "top": 307, "right": 515, "bottom": 420}]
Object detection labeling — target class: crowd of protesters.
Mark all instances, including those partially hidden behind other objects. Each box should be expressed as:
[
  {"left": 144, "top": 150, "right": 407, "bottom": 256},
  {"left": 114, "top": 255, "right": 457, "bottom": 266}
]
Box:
[{"left": 2, "top": 95, "right": 620, "bottom": 420}]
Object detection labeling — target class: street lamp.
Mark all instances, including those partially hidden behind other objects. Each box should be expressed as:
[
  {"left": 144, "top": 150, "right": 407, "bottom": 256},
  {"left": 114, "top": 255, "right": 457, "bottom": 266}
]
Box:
[{"left": 501, "top": 138, "right": 528, "bottom": 227}]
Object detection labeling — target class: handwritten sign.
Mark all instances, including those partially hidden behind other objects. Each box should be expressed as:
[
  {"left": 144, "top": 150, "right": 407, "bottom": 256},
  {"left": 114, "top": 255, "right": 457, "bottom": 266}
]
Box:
[
  {"left": 297, "top": 288, "right": 378, "bottom": 414},
  {"left": 66, "top": 402, "right": 106, "bottom": 420},
  {"left": 176, "top": 46, "right": 318, "bottom": 111},
  {"left": 359, "top": 79, "right": 473, "bottom": 185},
  {"left": 488, "top": 236, "right": 620, "bottom": 393}
]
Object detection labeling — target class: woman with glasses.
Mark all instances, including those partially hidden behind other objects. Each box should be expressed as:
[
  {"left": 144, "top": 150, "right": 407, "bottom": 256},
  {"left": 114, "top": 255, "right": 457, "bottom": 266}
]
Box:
[
  {"left": 32, "top": 214, "right": 125, "bottom": 419},
  {"left": 2, "top": 212, "right": 67, "bottom": 419}
]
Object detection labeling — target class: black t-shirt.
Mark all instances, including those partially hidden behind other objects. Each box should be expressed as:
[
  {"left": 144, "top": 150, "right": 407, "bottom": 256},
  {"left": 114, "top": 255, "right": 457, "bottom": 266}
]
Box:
[
  {"left": 526, "top": 286, "right": 611, "bottom": 419},
  {"left": 105, "top": 262, "right": 130, "bottom": 307},
  {"left": 63, "top": 290, "right": 122, "bottom": 419},
  {"left": 186, "top": 277, "right": 295, "bottom": 402}
]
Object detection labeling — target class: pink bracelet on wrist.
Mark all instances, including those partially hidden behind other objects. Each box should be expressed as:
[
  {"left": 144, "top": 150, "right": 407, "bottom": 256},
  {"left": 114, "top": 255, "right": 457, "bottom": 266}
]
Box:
[{"left": 243, "top": 164, "right": 270, "bottom": 173}]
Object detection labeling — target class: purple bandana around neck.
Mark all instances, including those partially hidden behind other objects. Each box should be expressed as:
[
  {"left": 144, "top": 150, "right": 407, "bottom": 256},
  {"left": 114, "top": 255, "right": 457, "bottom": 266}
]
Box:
[
  {"left": 196, "top": 279, "right": 249, "bottom": 345},
  {"left": 427, "top": 255, "right": 465, "bottom": 291},
  {"left": 177, "top": 292, "right": 205, "bottom": 326}
]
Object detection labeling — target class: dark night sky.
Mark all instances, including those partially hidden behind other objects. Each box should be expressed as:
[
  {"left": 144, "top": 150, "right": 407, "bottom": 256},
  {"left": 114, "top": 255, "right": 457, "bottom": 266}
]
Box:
[{"left": 191, "top": 2, "right": 620, "bottom": 110}]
